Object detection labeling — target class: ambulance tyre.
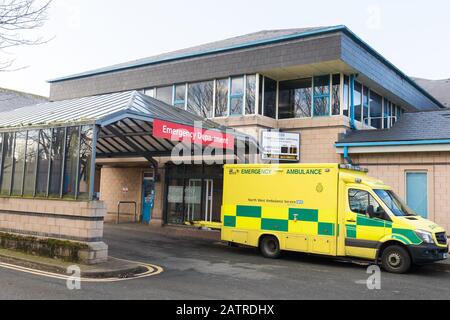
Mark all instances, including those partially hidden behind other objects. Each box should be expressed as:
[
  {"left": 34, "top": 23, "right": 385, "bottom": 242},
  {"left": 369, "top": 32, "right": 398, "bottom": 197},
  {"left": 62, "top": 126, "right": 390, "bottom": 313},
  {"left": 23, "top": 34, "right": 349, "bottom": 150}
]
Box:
[
  {"left": 260, "top": 235, "right": 281, "bottom": 259},
  {"left": 381, "top": 245, "right": 411, "bottom": 274}
]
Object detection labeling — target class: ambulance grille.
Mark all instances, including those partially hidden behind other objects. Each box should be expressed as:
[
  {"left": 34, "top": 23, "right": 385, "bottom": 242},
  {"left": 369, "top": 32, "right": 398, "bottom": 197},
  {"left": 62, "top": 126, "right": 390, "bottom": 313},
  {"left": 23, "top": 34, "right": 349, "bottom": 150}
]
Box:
[{"left": 435, "top": 232, "right": 448, "bottom": 245}]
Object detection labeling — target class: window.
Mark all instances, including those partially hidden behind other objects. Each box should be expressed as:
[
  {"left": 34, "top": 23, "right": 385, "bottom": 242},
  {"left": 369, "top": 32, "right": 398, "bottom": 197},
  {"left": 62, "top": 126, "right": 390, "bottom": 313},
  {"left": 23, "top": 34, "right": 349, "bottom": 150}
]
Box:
[
  {"left": 36, "top": 129, "right": 51, "bottom": 196},
  {"left": 332, "top": 74, "right": 341, "bottom": 115},
  {"left": 343, "top": 75, "right": 349, "bottom": 117},
  {"left": 353, "top": 82, "right": 362, "bottom": 123},
  {"left": 174, "top": 84, "right": 186, "bottom": 109},
  {"left": 362, "top": 86, "right": 369, "bottom": 125},
  {"left": 278, "top": 78, "right": 312, "bottom": 119},
  {"left": 263, "top": 77, "right": 277, "bottom": 118},
  {"left": 143, "top": 88, "right": 154, "bottom": 98},
  {"left": 1, "top": 133, "right": 15, "bottom": 195},
  {"left": 11, "top": 132, "right": 26, "bottom": 196},
  {"left": 313, "top": 75, "right": 330, "bottom": 117},
  {"left": 23, "top": 131, "right": 38, "bottom": 196},
  {"left": 245, "top": 75, "right": 256, "bottom": 115},
  {"left": 383, "top": 100, "right": 390, "bottom": 129},
  {"left": 369, "top": 91, "right": 382, "bottom": 129},
  {"left": 406, "top": 172, "right": 428, "bottom": 218},
  {"left": 63, "top": 127, "right": 80, "bottom": 197},
  {"left": 187, "top": 80, "right": 214, "bottom": 118},
  {"left": 49, "top": 128, "right": 65, "bottom": 197},
  {"left": 78, "top": 126, "right": 93, "bottom": 199},
  {"left": 155, "top": 86, "right": 173, "bottom": 105},
  {"left": 374, "top": 189, "right": 415, "bottom": 217},
  {"left": 215, "top": 78, "right": 229, "bottom": 117},
  {"left": 349, "top": 189, "right": 383, "bottom": 216},
  {"left": 230, "top": 77, "right": 244, "bottom": 116},
  {"left": 258, "top": 75, "right": 263, "bottom": 115}
]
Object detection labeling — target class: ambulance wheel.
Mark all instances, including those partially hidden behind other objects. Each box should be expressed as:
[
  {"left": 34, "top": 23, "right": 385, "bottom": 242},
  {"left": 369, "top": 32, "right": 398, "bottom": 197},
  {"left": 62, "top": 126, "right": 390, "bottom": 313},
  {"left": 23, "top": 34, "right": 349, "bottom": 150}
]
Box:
[
  {"left": 381, "top": 245, "right": 411, "bottom": 274},
  {"left": 260, "top": 236, "right": 281, "bottom": 259}
]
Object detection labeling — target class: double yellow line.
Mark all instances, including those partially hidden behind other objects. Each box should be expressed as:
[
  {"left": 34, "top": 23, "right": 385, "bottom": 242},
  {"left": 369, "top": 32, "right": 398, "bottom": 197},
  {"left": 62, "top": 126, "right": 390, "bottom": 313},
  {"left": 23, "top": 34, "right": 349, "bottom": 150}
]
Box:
[{"left": 0, "top": 258, "right": 164, "bottom": 283}]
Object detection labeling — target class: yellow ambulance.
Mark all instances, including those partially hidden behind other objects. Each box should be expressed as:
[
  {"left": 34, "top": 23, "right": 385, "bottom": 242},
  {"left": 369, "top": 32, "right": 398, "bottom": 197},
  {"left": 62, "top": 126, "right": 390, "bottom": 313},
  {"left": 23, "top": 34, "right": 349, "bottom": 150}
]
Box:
[{"left": 221, "top": 164, "right": 448, "bottom": 273}]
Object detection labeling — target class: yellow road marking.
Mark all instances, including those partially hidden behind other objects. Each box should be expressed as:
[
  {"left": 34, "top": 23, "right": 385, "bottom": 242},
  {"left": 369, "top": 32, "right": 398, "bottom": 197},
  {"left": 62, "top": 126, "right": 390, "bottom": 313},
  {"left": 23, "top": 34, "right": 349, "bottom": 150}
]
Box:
[{"left": 0, "top": 258, "right": 164, "bottom": 283}]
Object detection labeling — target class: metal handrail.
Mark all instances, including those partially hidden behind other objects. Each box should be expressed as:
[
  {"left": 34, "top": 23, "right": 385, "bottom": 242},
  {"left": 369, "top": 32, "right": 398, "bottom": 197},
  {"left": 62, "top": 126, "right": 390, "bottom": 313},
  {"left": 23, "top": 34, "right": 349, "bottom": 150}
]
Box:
[{"left": 117, "top": 201, "right": 137, "bottom": 224}]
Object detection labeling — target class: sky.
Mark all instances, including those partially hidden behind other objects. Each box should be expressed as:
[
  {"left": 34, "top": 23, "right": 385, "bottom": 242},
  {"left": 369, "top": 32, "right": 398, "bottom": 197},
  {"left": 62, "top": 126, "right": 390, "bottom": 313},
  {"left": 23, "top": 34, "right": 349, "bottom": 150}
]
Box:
[{"left": 0, "top": 0, "right": 449, "bottom": 97}]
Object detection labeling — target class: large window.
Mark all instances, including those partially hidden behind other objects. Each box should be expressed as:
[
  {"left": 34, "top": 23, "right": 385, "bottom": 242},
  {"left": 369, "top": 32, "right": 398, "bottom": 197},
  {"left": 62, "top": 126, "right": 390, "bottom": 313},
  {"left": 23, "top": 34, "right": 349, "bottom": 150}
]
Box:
[
  {"left": 369, "top": 91, "right": 383, "bottom": 129},
  {"left": 1, "top": 133, "right": 15, "bottom": 195},
  {"left": 155, "top": 86, "right": 173, "bottom": 105},
  {"left": 78, "top": 126, "right": 93, "bottom": 199},
  {"left": 36, "top": 129, "right": 51, "bottom": 196},
  {"left": 332, "top": 74, "right": 341, "bottom": 115},
  {"left": 0, "top": 126, "right": 94, "bottom": 200},
  {"left": 49, "top": 128, "right": 65, "bottom": 197},
  {"left": 313, "top": 75, "right": 330, "bottom": 117},
  {"left": 230, "top": 77, "right": 244, "bottom": 116},
  {"left": 215, "top": 78, "right": 229, "bottom": 117},
  {"left": 63, "top": 127, "right": 80, "bottom": 197},
  {"left": 343, "top": 76, "right": 350, "bottom": 117},
  {"left": 23, "top": 131, "right": 38, "bottom": 196},
  {"left": 362, "top": 86, "right": 369, "bottom": 126},
  {"left": 263, "top": 77, "right": 277, "bottom": 119},
  {"left": 174, "top": 84, "right": 186, "bottom": 109},
  {"left": 278, "top": 78, "right": 312, "bottom": 119},
  {"left": 187, "top": 81, "right": 214, "bottom": 118},
  {"left": 353, "top": 82, "right": 362, "bottom": 123},
  {"left": 11, "top": 131, "right": 26, "bottom": 196},
  {"left": 245, "top": 75, "right": 256, "bottom": 115}
]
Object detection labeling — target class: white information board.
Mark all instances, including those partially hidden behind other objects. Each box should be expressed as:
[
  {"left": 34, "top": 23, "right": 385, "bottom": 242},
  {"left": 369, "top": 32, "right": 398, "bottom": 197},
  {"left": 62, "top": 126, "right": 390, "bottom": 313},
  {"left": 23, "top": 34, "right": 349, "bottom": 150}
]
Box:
[{"left": 261, "top": 131, "right": 300, "bottom": 162}]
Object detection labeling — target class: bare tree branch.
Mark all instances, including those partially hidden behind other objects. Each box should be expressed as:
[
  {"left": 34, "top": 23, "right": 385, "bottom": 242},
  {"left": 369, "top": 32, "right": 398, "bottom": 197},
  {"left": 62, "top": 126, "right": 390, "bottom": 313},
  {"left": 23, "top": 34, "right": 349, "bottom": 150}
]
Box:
[{"left": 0, "top": 0, "right": 51, "bottom": 70}]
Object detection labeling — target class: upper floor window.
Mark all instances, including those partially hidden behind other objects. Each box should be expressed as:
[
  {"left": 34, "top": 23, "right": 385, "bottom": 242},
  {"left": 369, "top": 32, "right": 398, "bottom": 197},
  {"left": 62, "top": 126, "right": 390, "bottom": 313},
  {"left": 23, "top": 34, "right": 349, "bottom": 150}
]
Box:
[
  {"left": 331, "top": 74, "right": 341, "bottom": 116},
  {"left": 246, "top": 75, "right": 256, "bottom": 115},
  {"left": 313, "top": 75, "right": 330, "bottom": 117},
  {"left": 187, "top": 81, "right": 214, "bottom": 118},
  {"left": 174, "top": 84, "right": 186, "bottom": 109},
  {"left": 369, "top": 91, "right": 382, "bottom": 129},
  {"left": 263, "top": 77, "right": 277, "bottom": 119},
  {"left": 215, "top": 78, "right": 229, "bottom": 117},
  {"left": 278, "top": 78, "right": 312, "bottom": 119},
  {"left": 230, "top": 77, "right": 244, "bottom": 116},
  {"left": 155, "top": 86, "right": 172, "bottom": 105}
]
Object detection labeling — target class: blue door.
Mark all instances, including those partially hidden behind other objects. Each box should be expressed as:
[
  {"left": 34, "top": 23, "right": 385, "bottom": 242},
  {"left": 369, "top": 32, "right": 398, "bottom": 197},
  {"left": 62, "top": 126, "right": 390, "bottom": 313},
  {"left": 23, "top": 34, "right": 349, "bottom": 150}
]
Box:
[
  {"left": 406, "top": 172, "right": 428, "bottom": 218},
  {"left": 142, "top": 179, "right": 155, "bottom": 224}
]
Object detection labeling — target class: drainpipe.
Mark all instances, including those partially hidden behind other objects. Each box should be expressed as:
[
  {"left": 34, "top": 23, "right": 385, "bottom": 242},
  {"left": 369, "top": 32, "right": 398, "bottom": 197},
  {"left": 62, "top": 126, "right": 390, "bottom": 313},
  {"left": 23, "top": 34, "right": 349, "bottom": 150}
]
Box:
[
  {"left": 344, "top": 146, "right": 353, "bottom": 165},
  {"left": 349, "top": 74, "right": 357, "bottom": 131}
]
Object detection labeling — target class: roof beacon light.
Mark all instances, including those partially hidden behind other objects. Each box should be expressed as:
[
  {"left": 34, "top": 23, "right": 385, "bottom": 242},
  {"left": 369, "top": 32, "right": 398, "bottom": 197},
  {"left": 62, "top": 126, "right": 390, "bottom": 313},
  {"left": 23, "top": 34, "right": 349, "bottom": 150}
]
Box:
[{"left": 339, "top": 164, "right": 369, "bottom": 173}]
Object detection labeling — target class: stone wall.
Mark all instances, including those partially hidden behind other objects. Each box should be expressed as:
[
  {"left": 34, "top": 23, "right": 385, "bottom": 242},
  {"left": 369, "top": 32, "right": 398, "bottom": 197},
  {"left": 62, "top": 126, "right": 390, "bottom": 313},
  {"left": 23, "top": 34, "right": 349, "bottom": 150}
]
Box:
[
  {"left": 0, "top": 198, "right": 108, "bottom": 264},
  {"left": 352, "top": 152, "right": 450, "bottom": 233}
]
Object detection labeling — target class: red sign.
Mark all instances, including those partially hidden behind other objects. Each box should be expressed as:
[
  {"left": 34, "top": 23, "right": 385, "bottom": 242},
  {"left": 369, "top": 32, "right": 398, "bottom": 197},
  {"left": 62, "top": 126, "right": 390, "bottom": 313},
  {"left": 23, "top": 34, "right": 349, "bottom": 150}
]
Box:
[{"left": 153, "top": 119, "right": 235, "bottom": 150}]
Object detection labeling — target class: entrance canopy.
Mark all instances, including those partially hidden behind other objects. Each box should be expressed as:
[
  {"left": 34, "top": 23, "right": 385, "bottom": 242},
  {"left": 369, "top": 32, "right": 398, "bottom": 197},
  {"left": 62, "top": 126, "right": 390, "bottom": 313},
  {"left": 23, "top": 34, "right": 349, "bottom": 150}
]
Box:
[{"left": 0, "top": 91, "right": 258, "bottom": 200}]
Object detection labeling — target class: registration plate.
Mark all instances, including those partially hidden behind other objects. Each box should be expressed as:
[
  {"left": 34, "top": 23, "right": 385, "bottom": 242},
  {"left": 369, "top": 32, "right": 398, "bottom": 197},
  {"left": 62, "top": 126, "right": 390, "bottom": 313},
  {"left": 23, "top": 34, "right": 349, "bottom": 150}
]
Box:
[{"left": 443, "top": 253, "right": 449, "bottom": 259}]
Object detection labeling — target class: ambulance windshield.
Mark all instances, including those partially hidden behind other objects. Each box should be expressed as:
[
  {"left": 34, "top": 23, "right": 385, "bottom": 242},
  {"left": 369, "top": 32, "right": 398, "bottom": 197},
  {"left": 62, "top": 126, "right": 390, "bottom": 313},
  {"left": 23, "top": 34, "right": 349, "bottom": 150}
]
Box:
[{"left": 374, "top": 189, "right": 417, "bottom": 217}]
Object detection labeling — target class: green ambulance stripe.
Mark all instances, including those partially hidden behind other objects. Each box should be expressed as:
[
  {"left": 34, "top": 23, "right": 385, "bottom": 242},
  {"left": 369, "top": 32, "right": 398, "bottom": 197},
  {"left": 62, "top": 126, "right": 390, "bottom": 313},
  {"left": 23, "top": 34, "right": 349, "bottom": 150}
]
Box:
[
  {"left": 392, "top": 228, "right": 422, "bottom": 245},
  {"left": 261, "top": 219, "right": 289, "bottom": 232},
  {"left": 289, "top": 209, "right": 319, "bottom": 222},
  {"left": 357, "top": 215, "right": 385, "bottom": 228},
  {"left": 224, "top": 216, "right": 236, "bottom": 228},
  {"left": 346, "top": 225, "right": 357, "bottom": 238},
  {"left": 318, "top": 223, "right": 335, "bottom": 236},
  {"left": 236, "top": 205, "right": 262, "bottom": 218}
]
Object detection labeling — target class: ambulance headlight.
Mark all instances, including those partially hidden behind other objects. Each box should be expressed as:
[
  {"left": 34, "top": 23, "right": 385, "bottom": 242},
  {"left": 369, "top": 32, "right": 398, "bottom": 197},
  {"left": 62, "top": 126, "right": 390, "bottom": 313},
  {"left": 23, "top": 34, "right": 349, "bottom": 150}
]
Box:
[{"left": 414, "top": 230, "right": 434, "bottom": 244}]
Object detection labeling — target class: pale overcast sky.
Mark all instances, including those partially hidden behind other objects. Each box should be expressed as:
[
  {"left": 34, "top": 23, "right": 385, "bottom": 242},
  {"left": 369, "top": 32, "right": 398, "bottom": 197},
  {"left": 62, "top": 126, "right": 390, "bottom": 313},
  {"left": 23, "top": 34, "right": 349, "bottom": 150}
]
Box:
[{"left": 0, "top": 0, "right": 448, "bottom": 97}]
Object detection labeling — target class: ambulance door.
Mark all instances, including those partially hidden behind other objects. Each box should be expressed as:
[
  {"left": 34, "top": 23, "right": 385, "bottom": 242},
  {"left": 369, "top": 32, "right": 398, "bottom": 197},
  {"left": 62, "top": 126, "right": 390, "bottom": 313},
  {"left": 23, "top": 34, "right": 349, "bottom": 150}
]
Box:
[{"left": 344, "top": 188, "right": 389, "bottom": 260}]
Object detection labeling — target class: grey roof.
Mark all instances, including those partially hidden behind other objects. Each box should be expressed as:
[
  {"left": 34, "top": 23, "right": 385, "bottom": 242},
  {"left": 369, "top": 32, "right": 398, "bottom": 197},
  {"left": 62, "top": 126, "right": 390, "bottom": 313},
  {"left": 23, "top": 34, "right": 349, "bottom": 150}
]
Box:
[
  {"left": 0, "top": 90, "right": 243, "bottom": 134},
  {"left": 337, "top": 110, "right": 450, "bottom": 144},
  {"left": 413, "top": 78, "right": 450, "bottom": 108},
  {"left": 0, "top": 88, "right": 47, "bottom": 113},
  {"left": 48, "top": 26, "right": 336, "bottom": 83}
]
